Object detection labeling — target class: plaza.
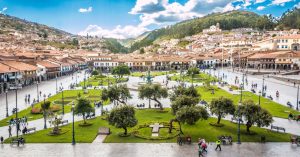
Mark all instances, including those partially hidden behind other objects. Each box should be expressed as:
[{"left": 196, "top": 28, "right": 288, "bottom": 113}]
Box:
[{"left": 0, "top": 66, "right": 299, "bottom": 157}]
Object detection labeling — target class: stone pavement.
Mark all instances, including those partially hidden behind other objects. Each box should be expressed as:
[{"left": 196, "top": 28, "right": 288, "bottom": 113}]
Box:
[{"left": 0, "top": 142, "right": 299, "bottom": 157}]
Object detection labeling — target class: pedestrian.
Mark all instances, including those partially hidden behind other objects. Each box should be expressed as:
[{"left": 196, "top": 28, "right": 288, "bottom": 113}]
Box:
[
  {"left": 215, "top": 139, "right": 221, "bottom": 151},
  {"left": 8, "top": 125, "right": 12, "bottom": 137},
  {"left": 0, "top": 136, "right": 3, "bottom": 144}
]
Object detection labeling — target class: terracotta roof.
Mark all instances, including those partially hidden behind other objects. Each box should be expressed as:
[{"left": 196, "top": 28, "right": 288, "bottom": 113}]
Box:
[
  {"left": 274, "top": 34, "right": 300, "bottom": 39},
  {"left": 0, "top": 61, "right": 38, "bottom": 71},
  {"left": 37, "top": 61, "right": 60, "bottom": 68},
  {"left": 0, "top": 63, "right": 18, "bottom": 73}
]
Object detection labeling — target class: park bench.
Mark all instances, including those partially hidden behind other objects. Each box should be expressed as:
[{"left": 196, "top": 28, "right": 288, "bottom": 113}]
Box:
[
  {"left": 86, "top": 113, "right": 96, "bottom": 119},
  {"left": 10, "top": 138, "right": 25, "bottom": 146},
  {"left": 218, "top": 135, "right": 232, "bottom": 145},
  {"left": 60, "top": 120, "right": 69, "bottom": 126},
  {"left": 267, "top": 95, "right": 273, "bottom": 100},
  {"left": 270, "top": 125, "right": 285, "bottom": 133},
  {"left": 287, "top": 102, "right": 293, "bottom": 108},
  {"left": 177, "top": 135, "right": 192, "bottom": 145},
  {"left": 251, "top": 89, "right": 256, "bottom": 93},
  {"left": 231, "top": 117, "right": 244, "bottom": 124},
  {"left": 26, "top": 127, "right": 36, "bottom": 134}
]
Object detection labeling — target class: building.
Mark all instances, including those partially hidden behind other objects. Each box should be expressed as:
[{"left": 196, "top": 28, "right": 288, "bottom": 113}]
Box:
[
  {"left": 273, "top": 35, "right": 300, "bottom": 51},
  {"left": 203, "top": 23, "right": 222, "bottom": 34}
]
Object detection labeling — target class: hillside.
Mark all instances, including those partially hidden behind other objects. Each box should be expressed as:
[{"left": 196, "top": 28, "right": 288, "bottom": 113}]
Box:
[
  {"left": 0, "top": 13, "right": 128, "bottom": 53},
  {"left": 130, "top": 10, "right": 275, "bottom": 52},
  {"left": 277, "top": 8, "right": 300, "bottom": 30}
]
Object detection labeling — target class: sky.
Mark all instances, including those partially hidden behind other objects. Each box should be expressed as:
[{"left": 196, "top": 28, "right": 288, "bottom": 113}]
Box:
[{"left": 0, "top": 0, "right": 299, "bottom": 39}]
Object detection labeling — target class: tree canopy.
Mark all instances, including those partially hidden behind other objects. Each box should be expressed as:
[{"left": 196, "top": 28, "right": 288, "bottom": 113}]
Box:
[
  {"left": 237, "top": 100, "right": 273, "bottom": 133},
  {"left": 210, "top": 97, "right": 235, "bottom": 124},
  {"left": 102, "top": 84, "right": 131, "bottom": 105},
  {"left": 138, "top": 84, "right": 168, "bottom": 110},
  {"left": 74, "top": 98, "right": 95, "bottom": 124},
  {"left": 108, "top": 105, "right": 137, "bottom": 135},
  {"left": 112, "top": 65, "right": 130, "bottom": 81}
]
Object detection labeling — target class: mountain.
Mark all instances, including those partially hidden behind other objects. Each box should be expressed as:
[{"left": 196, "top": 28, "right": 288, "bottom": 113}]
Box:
[
  {"left": 0, "top": 13, "right": 128, "bottom": 53},
  {"left": 130, "top": 10, "right": 276, "bottom": 52},
  {"left": 277, "top": 8, "right": 300, "bottom": 30}
]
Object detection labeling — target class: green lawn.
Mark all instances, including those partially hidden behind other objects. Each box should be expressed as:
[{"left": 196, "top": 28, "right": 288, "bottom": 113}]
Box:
[
  {"left": 196, "top": 86, "right": 300, "bottom": 119},
  {"left": 131, "top": 71, "right": 177, "bottom": 77},
  {"left": 170, "top": 72, "right": 218, "bottom": 83},
  {"left": 79, "top": 75, "right": 128, "bottom": 87},
  {"left": 0, "top": 89, "right": 109, "bottom": 127},
  {"left": 5, "top": 109, "right": 291, "bottom": 143}
]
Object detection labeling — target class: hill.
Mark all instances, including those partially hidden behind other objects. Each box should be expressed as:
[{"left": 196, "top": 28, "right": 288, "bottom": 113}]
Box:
[{"left": 130, "top": 10, "right": 275, "bottom": 52}]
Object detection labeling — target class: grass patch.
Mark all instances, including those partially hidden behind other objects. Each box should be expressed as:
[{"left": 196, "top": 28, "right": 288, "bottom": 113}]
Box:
[
  {"left": 170, "top": 72, "right": 218, "bottom": 83},
  {"left": 79, "top": 75, "right": 128, "bottom": 87},
  {"left": 0, "top": 89, "right": 109, "bottom": 127},
  {"left": 5, "top": 109, "right": 291, "bottom": 143},
  {"left": 196, "top": 86, "right": 300, "bottom": 119},
  {"left": 131, "top": 71, "right": 176, "bottom": 77}
]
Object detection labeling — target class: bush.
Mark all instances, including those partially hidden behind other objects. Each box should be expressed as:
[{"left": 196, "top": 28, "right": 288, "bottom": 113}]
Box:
[{"left": 91, "top": 70, "right": 99, "bottom": 76}]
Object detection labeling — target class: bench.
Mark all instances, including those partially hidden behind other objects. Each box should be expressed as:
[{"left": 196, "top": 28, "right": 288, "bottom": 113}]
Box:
[
  {"left": 10, "top": 138, "right": 25, "bottom": 145},
  {"left": 231, "top": 117, "right": 244, "bottom": 124},
  {"left": 86, "top": 113, "right": 96, "bottom": 119},
  {"left": 60, "top": 120, "right": 69, "bottom": 126},
  {"left": 271, "top": 125, "right": 285, "bottom": 133},
  {"left": 26, "top": 127, "right": 36, "bottom": 134},
  {"left": 287, "top": 102, "right": 293, "bottom": 108}
]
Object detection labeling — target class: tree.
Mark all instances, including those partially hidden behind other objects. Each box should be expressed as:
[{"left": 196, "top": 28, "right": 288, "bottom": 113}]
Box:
[
  {"left": 187, "top": 67, "right": 200, "bottom": 85},
  {"left": 210, "top": 97, "right": 235, "bottom": 124},
  {"left": 41, "top": 101, "right": 51, "bottom": 129},
  {"left": 176, "top": 106, "right": 209, "bottom": 125},
  {"left": 138, "top": 84, "right": 168, "bottom": 110},
  {"left": 112, "top": 65, "right": 130, "bottom": 82},
  {"left": 139, "top": 48, "right": 145, "bottom": 54},
  {"left": 170, "top": 85, "right": 200, "bottom": 101},
  {"left": 108, "top": 105, "right": 137, "bottom": 135},
  {"left": 74, "top": 98, "right": 95, "bottom": 124},
  {"left": 237, "top": 100, "right": 273, "bottom": 133},
  {"left": 91, "top": 70, "right": 99, "bottom": 76},
  {"left": 171, "top": 95, "right": 199, "bottom": 114},
  {"left": 102, "top": 84, "right": 131, "bottom": 105}
]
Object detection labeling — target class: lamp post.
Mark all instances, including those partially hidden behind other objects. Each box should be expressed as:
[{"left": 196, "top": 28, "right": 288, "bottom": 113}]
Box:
[
  {"left": 5, "top": 90, "right": 8, "bottom": 117},
  {"left": 36, "top": 82, "right": 39, "bottom": 102},
  {"left": 261, "top": 75, "right": 265, "bottom": 96},
  {"left": 237, "top": 75, "right": 244, "bottom": 145},
  {"left": 56, "top": 76, "right": 58, "bottom": 94},
  {"left": 72, "top": 102, "right": 76, "bottom": 145},
  {"left": 297, "top": 85, "right": 299, "bottom": 111},
  {"left": 83, "top": 71, "right": 86, "bottom": 89},
  {"left": 43, "top": 94, "right": 47, "bottom": 129},
  {"left": 60, "top": 86, "right": 65, "bottom": 115},
  {"left": 259, "top": 90, "right": 261, "bottom": 106}
]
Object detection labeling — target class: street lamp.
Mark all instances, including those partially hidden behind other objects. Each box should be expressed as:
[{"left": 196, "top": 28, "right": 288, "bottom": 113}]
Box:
[
  {"left": 237, "top": 102, "right": 241, "bottom": 144},
  {"left": 72, "top": 102, "right": 76, "bottom": 145},
  {"left": 60, "top": 86, "right": 65, "bottom": 115},
  {"left": 36, "top": 82, "right": 39, "bottom": 102},
  {"left": 258, "top": 90, "right": 262, "bottom": 106},
  {"left": 5, "top": 90, "right": 8, "bottom": 117},
  {"left": 56, "top": 76, "right": 58, "bottom": 94},
  {"left": 296, "top": 85, "right": 299, "bottom": 111},
  {"left": 43, "top": 94, "right": 47, "bottom": 129}
]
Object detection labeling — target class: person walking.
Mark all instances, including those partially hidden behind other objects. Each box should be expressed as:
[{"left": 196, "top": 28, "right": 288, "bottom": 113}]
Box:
[
  {"left": 215, "top": 139, "right": 221, "bottom": 151},
  {"left": 8, "top": 125, "right": 12, "bottom": 137},
  {"left": 0, "top": 136, "right": 3, "bottom": 144}
]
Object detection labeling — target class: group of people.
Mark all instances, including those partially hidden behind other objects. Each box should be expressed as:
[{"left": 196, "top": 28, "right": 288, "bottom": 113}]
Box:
[
  {"left": 24, "top": 94, "right": 31, "bottom": 104},
  {"left": 8, "top": 116, "right": 29, "bottom": 138},
  {"left": 198, "top": 138, "right": 208, "bottom": 157}
]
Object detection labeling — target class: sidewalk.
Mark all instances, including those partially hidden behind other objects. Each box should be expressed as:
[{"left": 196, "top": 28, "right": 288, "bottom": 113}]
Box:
[{"left": 0, "top": 142, "right": 299, "bottom": 157}]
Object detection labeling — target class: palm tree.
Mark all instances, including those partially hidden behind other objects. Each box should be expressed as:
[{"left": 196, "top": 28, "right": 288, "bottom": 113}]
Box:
[{"left": 41, "top": 101, "right": 51, "bottom": 129}]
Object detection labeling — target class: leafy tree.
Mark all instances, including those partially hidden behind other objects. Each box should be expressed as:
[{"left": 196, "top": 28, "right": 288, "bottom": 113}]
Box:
[
  {"left": 108, "top": 105, "right": 137, "bottom": 135},
  {"left": 91, "top": 70, "right": 99, "bottom": 76},
  {"left": 74, "top": 98, "right": 95, "bottom": 124},
  {"left": 210, "top": 97, "right": 235, "bottom": 124},
  {"left": 138, "top": 84, "right": 168, "bottom": 110},
  {"left": 171, "top": 95, "right": 199, "bottom": 114},
  {"left": 102, "top": 84, "right": 131, "bottom": 105},
  {"left": 112, "top": 65, "right": 130, "bottom": 82},
  {"left": 41, "top": 101, "right": 51, "bottom": 129},
  {"left": 187, "top": 67, "right": 200, "bottom": 85},
  {"left": 72, "top": 38, "right": 79, "bottom": 46},
  {"left": 139, "top": 48, "right": 145, "bottom": 54},
  {"left": 176, "top": 106, "right": 209, "bottom": 125},
  {"left": 170, "top": 85, "right": 200, "bottom": 101},
  {"left": 237, "top": 100, "right": 273, "bottom": 133}
]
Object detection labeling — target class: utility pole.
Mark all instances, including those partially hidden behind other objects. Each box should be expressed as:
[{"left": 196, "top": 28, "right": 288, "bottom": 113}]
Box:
[{"left": 297, "top": 85, "right": 299, "bottom": 111}]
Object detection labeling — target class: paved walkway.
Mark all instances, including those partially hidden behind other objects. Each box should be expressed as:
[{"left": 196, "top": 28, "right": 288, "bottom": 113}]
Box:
[{"left": 0, "top": 143, "right": 299, "bottom": 157}]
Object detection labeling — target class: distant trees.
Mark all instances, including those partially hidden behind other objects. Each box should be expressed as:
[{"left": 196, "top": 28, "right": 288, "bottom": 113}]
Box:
[
  {"left": 187, "top": 67, "right": 200, "bottom": 85},
  {"left": 139, "top": 48, "right": 145, "bottom": 54},
  {"left": 112, "top": 65, "right": 130, "bottom": 81},
  {"left": 210, "top": 97, "right": 235, "bottom": 124},
  {"left": 138, "top": 84, "right": 168, "bottom": 110},
  {"left": 108, "top": 105, "right": 137, "bottom": 135}
]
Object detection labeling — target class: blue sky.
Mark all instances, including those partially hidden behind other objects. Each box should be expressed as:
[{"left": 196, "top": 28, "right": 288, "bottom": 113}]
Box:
[{"left": 0, "top": 0, "right": 299, "bottom": 39}]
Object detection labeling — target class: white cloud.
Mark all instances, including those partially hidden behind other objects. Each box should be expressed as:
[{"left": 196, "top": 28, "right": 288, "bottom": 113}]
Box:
[
  {"left": 130, "top": 0, "right": 167, "bottom": 14},
  {"left": 78, "top": 7, "right": 92, "bottom": 13},
  {"left": 257, "top": 6, "right": 265, "bottom": 10},
  {"left": 255, "top": 0, "right": 266, "bottom": 4},
  {"left": 271, "top": 0, "right": 293, "bottom": 6},
  {"left": 0, "top": 7, "right": 7, "bottom": 14},
  {"left": 78, "top": 25, "right": 148, "bottom": 39},
  {"left": 295, "top": 2, "right": 300, "bottom": 8}
]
